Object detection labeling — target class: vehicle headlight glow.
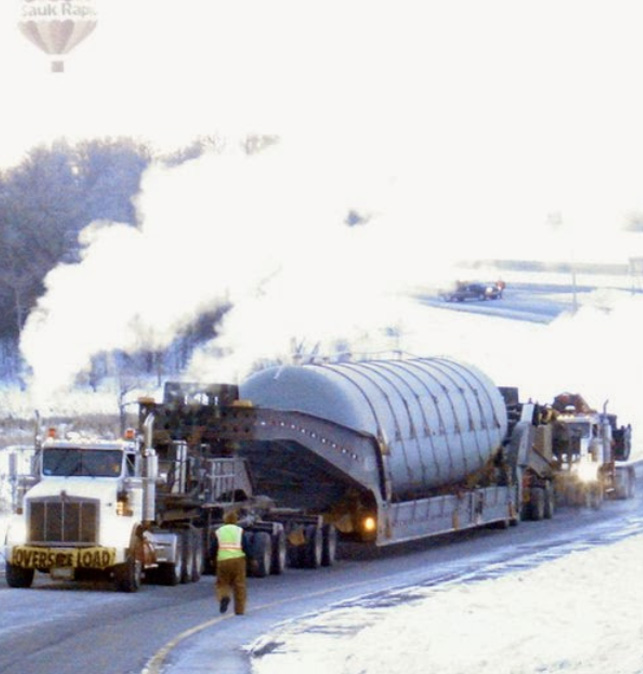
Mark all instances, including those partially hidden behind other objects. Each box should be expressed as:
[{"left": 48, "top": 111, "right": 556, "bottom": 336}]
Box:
[
  {"left": 576, "top": 460, "right": 599, "bottom": 483},
  {"left": 362, "top": 516, "right": 377, "bottom": 533}
]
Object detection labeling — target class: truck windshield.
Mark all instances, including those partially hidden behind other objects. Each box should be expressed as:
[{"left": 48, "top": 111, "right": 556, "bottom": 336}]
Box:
[{"left": 42, "top": 448, "right": 124, "bottom": 477}]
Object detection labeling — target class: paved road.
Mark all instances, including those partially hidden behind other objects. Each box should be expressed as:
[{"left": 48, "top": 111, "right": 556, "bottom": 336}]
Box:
[{"left": 1, "top": 473, "right": 641, "bottom": 674}]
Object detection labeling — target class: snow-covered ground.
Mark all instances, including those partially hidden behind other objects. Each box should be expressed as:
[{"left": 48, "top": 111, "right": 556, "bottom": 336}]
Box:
[{"left": 249, "top": 524, "right": 643, "bottom": 674}]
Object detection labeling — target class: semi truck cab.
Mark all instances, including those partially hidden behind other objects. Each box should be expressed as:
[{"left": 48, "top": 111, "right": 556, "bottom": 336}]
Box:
[{"left": 4, "top": 431, "right": 147, "bottom": 588}]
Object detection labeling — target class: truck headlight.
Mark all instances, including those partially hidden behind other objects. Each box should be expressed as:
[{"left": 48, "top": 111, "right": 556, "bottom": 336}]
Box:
[
  {"left": 5, "top": 515, "right": 28, "bottom": 546},
  {"left": 576, "top": 461, "right": 599, "bottom": 483}
]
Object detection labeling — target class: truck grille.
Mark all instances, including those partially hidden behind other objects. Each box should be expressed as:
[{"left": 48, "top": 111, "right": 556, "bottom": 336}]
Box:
[{"left": 28, "top": 497, "right": 99, "bottom": 545}]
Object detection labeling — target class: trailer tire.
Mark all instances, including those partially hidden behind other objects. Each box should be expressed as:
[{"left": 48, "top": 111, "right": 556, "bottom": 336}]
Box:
[
  {"left": 5, "top": 562, "right": 34, "bottom": 589},
  {"left": 190, "top": 528, "right": 204, "bottom": 582},
  {"left": 321, "top": 524, "right": 337, "bottom": 567},
  {"left": 251, "top": 532, "right": 272, "bottom": 578},
  {"left": 270, "top": 528, "right": 287, "bottom": 575},
  {"left": 114, "top": 552, "right": 142, "bottom": 593},
  {"left": 303, "top": 525, "right": 323, "bottom": 569},
  {"left": 181, "top": 530, "right": 195, "bottom": 584}
]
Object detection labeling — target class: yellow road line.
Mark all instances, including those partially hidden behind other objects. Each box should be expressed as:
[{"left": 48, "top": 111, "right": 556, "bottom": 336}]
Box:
[{"left": 141, "top": 576, "right": 382, "bottom": 674}]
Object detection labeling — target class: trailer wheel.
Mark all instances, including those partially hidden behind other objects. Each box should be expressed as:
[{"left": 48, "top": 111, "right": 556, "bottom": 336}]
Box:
[
  {"left": 303, "top": 525, "right": 323, "bottom": 569},
  {"left": 180, "top": 530, "right": 194, "bottom": 584},
  {"left": 543, "top": 482, "right": 555, "bottom": 520},
  {"left": 5, "top": 562, "right": 34, "bottom": 589},
  {"left": 251, "top": 532, "right": 272, "bottom": 578},
  {"left": 114, "top": 552, "right": 142, "bottom": 593},
  {"left": 270, "top": 528, "right": 287, "bottom": 575},
  {"left": 321, "top": 524, "right": 337, "bottom": 567},
  {"left": 190, "top": 528, "right": 204, "bottom": 582}
]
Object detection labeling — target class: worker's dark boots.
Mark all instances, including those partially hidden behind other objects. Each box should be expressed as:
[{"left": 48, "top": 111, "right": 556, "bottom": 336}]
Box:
[{"left": 220, "top": 597, "right": 230, "bottom": 614}]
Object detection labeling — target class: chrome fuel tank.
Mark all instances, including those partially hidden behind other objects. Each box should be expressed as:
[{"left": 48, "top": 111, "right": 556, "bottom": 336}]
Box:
[{"left": 240, "top": 357, "right": 508, "bottom": 498}]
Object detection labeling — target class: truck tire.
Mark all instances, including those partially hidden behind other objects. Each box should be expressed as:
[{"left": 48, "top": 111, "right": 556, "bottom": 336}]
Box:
[
  {"left": 528, "top": 487, "right": 545, "bottom": 521},
  {"left": 321, "top": 524, "right": 337, "bottom": 567},
  {"left": 251, "top": 532, "right": 272, "bottom": 578},
  {"left": 627, "top": 469, "right": 636, "bottom": 499},
  {"left": 614, "top": 469, "right": 636, "bottom": 500},
  {"left": 589, "top": 483, "right": 604, "bottom": 509},
  {"left": 114, "top": 552, "right": 142, "bottom": 593},
  {"left": 5, "top": 562, "right": 34, "bottom": 589},
  {"left": 303, "top": 525, "right": 323, "bottom": 569},
  {"left": 543, "top": 482, "right": 555, "bottom": 519},
  {"left": 158, "top": 537, "right": 184, "bottom": 586},
  {"left": 270, "top": 528, "right": 287, "bottom": 575}
]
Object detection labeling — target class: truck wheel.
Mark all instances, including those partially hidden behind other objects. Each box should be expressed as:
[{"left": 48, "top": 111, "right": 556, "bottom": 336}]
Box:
[
  {"left": 5, "top": 563, "right": 34, "bottom": 589},
  {"left": 251, "top": 532, "right": 272, "bottom": 578},
  {"left": 270, "top": 528, "right": 287, "bottom": 575},
  {"left": 529, "top": 487, "right": 545, "bottom": 521},
  {"left": 321, "top": 524, "right": 337, "bottom": 567},
  {"left": 543, "top": 482, "right": 555, "bottom": 519},
  {"left": 303, "top": 525, "right": 323, "bottom": 569},
  {"left": 114, "top": 552, "right": 142, "bottom": 593},
  {"left": 158, "top": 538, "right": 184, "bottom": 586},
  {"left": 589, "top": 483, "right": 604, "bottom": 509},
  {"left": 626, "top": 470, "right": 636, "bottom": 499}
]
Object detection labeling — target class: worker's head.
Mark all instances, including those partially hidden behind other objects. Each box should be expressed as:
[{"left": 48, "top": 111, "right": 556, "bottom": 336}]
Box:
[{"left": 224, "top": 510, "right": 238, "bottom": 525}]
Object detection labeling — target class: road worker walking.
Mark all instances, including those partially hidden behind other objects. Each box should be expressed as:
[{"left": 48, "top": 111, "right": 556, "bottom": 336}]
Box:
[{"left": 214, "top": 510, "right": 251, "bottom": 615}]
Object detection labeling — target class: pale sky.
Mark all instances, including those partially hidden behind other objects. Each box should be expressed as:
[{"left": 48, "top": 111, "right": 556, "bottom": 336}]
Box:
[
  {"left": 4, "top": 1, "right": 643, "bottom": 238},
  {"left": 3, "top": 0, "right": 643, "bottom": 243}
]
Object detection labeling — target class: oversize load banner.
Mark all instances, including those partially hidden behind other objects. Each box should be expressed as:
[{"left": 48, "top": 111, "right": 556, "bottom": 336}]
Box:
[
  {"left": 20, "top": 0, "right": 97, "bottom": 20},
  {"left": 11, "top": 545, "right": 116, "bottom": 570}
]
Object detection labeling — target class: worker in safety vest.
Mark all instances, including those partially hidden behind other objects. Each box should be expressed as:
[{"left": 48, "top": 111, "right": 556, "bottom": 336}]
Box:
[{"left": 214, "top": 510, "right": 251, "bottom": 615}]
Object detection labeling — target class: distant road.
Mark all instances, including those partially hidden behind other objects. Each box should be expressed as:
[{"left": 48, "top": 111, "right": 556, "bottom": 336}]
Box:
[{"left": 415, "top": 280, "right": 635, "bottom": 324}]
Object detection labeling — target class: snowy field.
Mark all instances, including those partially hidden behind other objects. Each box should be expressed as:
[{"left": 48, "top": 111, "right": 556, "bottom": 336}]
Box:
[{"left": 249, "top": 519, "right": 643, "bottom": 674}]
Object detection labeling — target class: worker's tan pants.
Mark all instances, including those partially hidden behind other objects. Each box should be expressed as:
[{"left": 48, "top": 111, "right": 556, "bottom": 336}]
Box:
[{"left": 216, "top": 557, "right": 247, "bottom": 615}]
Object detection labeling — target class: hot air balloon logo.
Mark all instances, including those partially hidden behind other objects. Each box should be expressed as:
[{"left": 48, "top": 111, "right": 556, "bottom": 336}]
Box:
[{"left": 18, "top": 0, "right": 97, "bottom": 73}]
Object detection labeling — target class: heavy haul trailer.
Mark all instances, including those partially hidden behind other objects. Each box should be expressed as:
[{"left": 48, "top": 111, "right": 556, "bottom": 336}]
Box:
[
  {"left": 3, "top": 356, "right": 558, "bottom": 592},
  {"left": 149, "top": 357, "right": 553, "bottom": 549}
]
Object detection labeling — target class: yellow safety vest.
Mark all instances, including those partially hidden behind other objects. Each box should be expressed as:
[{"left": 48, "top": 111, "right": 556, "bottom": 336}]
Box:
[{"left": 216, "top": 524, "right": 246, "bottom": 561}]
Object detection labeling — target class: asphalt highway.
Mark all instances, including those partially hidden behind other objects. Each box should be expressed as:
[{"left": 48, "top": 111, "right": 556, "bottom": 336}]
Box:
[{"left": 1, "top": 472, "right": 641, "bottom": 674}]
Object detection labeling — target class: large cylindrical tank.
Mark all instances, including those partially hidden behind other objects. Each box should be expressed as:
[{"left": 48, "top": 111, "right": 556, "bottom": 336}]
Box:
[{"left": 240, "top": 357, "right": 508, "bottom": 499}]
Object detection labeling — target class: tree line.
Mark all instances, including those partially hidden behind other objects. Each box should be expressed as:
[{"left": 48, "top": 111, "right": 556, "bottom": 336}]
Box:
[{"left": 0, "top": 135, "right": 234, "bottom": 385}]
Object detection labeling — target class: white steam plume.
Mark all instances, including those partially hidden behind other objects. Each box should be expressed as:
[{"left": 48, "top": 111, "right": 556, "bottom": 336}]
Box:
[{"left": 18, "top": 134, "right": 643, "bottom": 438}]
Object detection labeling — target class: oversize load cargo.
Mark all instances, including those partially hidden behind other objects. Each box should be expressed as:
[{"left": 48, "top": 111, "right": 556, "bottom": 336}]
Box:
[{"left": 241, "top": 357, "right": 508, "bottom": 498}]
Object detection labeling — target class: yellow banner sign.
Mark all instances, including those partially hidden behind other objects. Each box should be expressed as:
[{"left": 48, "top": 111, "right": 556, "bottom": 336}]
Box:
[{"left": 11, "top": 546, "right": 116, "bottom": 570}]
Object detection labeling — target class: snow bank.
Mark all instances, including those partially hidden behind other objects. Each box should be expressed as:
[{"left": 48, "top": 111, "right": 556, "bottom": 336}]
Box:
[{"left": 250, "top": 532, "right": 643, "bottom": 674}]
